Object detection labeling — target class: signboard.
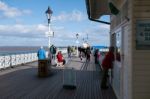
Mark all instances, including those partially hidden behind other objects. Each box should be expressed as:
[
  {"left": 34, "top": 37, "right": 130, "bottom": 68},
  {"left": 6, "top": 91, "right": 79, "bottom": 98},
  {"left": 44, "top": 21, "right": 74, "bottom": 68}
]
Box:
[
  {"left": 116, "top": 32, "right": 121, "bottom": 48},
  {"left": 45, "top": 31, "right": 54, "bottom": 37},
  {"left": 136, "top": 20, "right": 150, "bottom": 49}
]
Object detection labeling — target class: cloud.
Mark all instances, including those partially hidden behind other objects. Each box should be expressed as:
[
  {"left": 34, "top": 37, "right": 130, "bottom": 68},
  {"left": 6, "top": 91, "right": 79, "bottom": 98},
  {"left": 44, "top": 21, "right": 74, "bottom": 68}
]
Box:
[
  {"left": 0, "top": 24, "right": 66, "bottom": 38},
  {"left": 84, "top": 24, "right": 110, "bottom": 36},
  {"left": 0, "top": 1, "right": 110, "bottom": 46},
  {"left": 0, "top": 23, "right": 76, "bottom": 46},
  {"left": 50, "top": 24, "right": 110, "bottom": 46},
  {"left": 99, "top": 24, "right": 110, "bottom": 29},
  {"left": 0, "top": 22, "right": 110, "bottom": 46},
  {"left": 0, "top": 24, "right": 47, "bottom": 38},
  {"left": 0, "top": 1, "right": 31, "bottom": 18},
  {"left": 0, "top": 36, "right": 47, "bottom": 46},
  {"left": 81, "top": 24, "right": 110, "bottom": 46},
  {"left": 36, "top": 24, "right": 47, "bottom": 32},
  {"left": 52, "top": 10, "right": 86, "bottom": 22}
]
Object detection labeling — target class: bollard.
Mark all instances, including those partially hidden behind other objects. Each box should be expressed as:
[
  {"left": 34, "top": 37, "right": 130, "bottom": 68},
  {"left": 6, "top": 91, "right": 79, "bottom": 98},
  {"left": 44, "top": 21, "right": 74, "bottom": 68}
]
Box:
[{"left": 38, "top": 59, "right": 51, "bottom": 77}]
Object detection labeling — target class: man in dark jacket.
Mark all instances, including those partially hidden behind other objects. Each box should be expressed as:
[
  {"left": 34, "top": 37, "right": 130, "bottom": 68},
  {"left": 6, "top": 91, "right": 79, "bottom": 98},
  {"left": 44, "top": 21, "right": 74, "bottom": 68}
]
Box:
[
  {"left": 101, "top": 46, "right": 114, "bottom": 89},
  {"left": 94, "top": 49, "right": 99, "bottom": 64},
  {"left": 50, "top": 45, "right": 56, "bottom": 59},
  {"left": 86, "top": 47, "right": 91, "bottom": 61}
]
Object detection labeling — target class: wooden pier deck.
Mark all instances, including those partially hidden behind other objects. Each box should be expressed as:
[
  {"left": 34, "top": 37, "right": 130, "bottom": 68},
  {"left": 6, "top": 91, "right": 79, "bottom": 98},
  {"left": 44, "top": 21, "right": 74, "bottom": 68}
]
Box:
[{"left": 0, "top": 56, "right": 117, "bottom": 99}]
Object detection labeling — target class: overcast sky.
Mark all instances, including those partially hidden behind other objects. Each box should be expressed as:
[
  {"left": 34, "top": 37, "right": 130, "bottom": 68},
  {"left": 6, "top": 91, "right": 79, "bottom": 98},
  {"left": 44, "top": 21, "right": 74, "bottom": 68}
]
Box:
[{"left": 0, "top": 0, "right": 110, "bottom": 46}]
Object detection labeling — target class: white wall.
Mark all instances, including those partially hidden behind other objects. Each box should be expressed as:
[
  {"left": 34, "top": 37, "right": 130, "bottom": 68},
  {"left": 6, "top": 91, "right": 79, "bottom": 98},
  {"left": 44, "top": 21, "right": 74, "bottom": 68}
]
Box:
[
  {"left": 132, "top": 1, "right": 150, "bottom": 99},
  {"left": 110, "top": 0, "right": 133, "bottom": 99}
]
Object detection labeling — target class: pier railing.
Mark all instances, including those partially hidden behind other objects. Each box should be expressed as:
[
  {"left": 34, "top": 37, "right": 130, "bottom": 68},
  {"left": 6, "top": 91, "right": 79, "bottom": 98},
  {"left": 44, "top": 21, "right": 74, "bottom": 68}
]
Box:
[
  {"left": 0, "top": 48, "right": 68, "bottom": 69},
  {"left": 0, "top": 48, "right": 67, "bottom": 69},
  {"left": 0, "top": 47, "right": 108, "bottom": 69},
  {"left": 0, "top": 52, "right": 39, "bottom": 69}
]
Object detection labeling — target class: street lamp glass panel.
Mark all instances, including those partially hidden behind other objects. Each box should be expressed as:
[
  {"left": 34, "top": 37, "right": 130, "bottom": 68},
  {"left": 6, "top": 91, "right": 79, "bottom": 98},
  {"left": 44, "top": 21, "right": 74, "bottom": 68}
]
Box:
[{"left": 46, "top": 13, "right": 51, "bottom": 20}]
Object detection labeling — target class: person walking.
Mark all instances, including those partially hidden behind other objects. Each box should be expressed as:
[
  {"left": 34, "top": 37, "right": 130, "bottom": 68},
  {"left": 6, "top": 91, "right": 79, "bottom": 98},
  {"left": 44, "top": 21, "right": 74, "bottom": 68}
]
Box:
[
  {"left": 94, "top": 49, "right": 99, "bottom": 64},
  {"left": 97, "top": 50, "right": 101, "bottom": 65},
  {"left": 37, "top": 46, "right": 46, "bottom": 60},
  {"left": 78, "top": 47, "right": 83, "bottom": 60},
  {"left": 67, "top": 46, "right": 71, "bottom": 58},
  {"left": 86, "top": 47, "right": 91, "bottom": 61},
  {"left": 101, "top": 46, "right": 114, "bottom": 89},
  {"left": 50, "top": 45, "right": 57, "bottom": 60}
]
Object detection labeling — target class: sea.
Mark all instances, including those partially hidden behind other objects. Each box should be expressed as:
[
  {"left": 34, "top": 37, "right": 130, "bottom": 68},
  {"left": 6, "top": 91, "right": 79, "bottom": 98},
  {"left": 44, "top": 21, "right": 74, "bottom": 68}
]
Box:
[
  {"left": 0, "top": 46, "right": 49, "bottom": 55},
  {"left": 0, "top": 46, "right": 107, "bottom": 56},
  {"left": 92, "top": 46, "right": 108, "bottom": 49}
]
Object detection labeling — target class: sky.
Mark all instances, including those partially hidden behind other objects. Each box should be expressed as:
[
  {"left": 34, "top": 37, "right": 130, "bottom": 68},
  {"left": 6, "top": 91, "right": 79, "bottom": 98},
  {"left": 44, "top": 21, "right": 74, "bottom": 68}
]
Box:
[{"left": 0, "top": 0, "right": 110, "bottom": 47}]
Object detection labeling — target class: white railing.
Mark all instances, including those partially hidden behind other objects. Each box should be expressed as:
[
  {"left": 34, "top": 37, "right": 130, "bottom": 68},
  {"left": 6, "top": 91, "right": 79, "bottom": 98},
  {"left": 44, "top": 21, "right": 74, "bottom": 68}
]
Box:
[
  {"left": 57, "top": 48, "right": 67, "bottom": 54},
  {"left": 0, "top": 52, "right": 40, "bottom": 69},
  {"left": 0, "top": 48, "right": 68, "bottom": 70},
  {"left": 99, "top": 48, "right": 109, "bottom": 52}
]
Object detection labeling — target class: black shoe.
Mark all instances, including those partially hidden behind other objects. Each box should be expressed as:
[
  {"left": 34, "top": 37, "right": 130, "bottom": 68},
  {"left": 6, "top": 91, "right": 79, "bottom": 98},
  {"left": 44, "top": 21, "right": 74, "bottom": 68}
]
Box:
[{"left": 101, "top": 86, "right": 109, "bottom": 89}]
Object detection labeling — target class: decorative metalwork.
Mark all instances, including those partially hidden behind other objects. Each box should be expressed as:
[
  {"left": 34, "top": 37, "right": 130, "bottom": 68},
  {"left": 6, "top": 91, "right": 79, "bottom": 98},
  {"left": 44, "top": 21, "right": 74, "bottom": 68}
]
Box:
[
  {"left": 0, "top": 52, "right": 39, "bottom": 69},
  {"left": 0, "top": 48, "right": 68, "bottom": 70}
]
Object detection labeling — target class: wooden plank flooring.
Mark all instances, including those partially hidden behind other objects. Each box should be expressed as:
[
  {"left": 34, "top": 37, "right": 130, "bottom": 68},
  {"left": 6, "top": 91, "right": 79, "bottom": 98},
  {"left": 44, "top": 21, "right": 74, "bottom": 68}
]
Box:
[
  {"left": 0, "top": 68, "right": 117, "bottom": 99},
  {"left": 0, "top": 57, "right": 117, "bottom": 99}
]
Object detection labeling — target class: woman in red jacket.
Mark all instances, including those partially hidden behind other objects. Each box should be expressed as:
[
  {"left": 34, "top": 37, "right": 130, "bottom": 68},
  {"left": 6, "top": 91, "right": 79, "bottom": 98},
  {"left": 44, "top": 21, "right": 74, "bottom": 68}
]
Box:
[
  {"left": 57, "top": 51, "right": 63, "bottom": 62},
  {"left": 101, "top": 46, "right": 114, "bottom": 89},
  {"left": 56, "top": 51, "right": 65, "bottom": 67}
]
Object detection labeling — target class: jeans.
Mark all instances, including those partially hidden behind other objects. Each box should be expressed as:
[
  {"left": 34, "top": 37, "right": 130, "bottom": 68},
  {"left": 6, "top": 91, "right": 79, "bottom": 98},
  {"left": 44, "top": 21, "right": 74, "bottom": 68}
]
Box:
[{"left": 101, "top": 69, "right": 109, "bottom": 88}]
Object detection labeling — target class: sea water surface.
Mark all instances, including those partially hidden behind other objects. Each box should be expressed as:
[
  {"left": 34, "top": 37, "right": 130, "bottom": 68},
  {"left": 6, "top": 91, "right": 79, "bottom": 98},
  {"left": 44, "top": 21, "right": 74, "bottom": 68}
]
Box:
[
  {"left": 0, "top": 46, "right": 68, "bottom": 55},
  {"left": 0, "top": 46, "right": 47, "bottom": 55}
]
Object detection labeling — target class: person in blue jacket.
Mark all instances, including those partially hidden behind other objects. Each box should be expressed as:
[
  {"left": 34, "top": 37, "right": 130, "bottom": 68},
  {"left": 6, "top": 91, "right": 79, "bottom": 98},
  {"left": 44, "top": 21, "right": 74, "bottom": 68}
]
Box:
[{"left": 37, "top": 46, "right": 46, "bottom": 60}]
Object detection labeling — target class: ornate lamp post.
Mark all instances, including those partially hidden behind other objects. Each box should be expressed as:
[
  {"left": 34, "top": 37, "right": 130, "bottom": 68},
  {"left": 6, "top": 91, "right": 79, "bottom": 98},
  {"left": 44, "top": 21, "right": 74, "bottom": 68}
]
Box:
[
  {"left": 86, "top": 33, "right": 88, "bottom": 42},
  {"left": 76, "top": 33, "right": 79, "bottom": 56},
  {"left": 45, "top": 6, "right": 53, "bottom": 48}
]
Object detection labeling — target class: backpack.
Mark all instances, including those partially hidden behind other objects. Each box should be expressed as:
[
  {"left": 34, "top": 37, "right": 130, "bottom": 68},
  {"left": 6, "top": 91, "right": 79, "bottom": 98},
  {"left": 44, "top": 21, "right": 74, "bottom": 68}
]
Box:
[{"left": 53, "top": 47, "right": 56, "bottom": 54}]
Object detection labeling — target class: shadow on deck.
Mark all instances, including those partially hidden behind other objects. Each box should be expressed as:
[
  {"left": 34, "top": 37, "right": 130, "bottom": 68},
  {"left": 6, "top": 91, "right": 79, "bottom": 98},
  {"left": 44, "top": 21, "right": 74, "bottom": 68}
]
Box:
[{"left": 0, "top": 58, "right": 117, "bottom": 99}]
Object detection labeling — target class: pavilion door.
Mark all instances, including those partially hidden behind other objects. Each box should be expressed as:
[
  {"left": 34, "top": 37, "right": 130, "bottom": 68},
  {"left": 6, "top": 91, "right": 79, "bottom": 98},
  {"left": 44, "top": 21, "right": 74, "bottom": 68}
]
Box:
[{"left": 121, "top": 24, "right": 130, "bottom": 99}]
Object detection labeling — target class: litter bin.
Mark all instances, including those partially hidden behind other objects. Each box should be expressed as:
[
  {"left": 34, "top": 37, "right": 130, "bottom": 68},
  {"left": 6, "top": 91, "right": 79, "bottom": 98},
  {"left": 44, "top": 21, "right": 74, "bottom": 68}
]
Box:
[
  {"left": 38, "top": 59, "right": 51, "bottom": 77},
  {"left": 63, "top": 67, "right": 76, "bottom": 89}
]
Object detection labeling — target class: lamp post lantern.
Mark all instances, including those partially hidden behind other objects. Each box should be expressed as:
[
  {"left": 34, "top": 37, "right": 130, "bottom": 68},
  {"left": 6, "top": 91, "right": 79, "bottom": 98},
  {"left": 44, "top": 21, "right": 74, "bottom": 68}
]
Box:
[
  {"left": 45, "top": 6, "right": 53, "bottom": 48},
  {"left": 76, "top": 33, "right": 79, "bottom": 39},
  {"left": 76, "top": 33, "right": 79, "bottom": 56}
]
